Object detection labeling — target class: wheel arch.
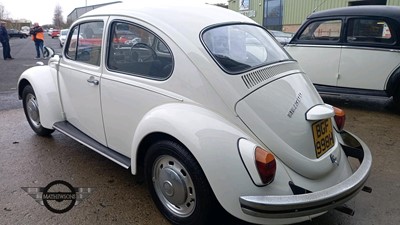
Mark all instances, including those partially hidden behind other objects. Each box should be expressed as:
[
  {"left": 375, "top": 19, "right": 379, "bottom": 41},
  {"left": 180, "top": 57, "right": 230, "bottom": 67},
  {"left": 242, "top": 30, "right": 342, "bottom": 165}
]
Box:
[
  {"left": 386, "top": 66, "right": 400, "bottom": 96},
  {"left": 135, "top": 132, "right": 185, "bottom": 182},
  {"left": 17, "top": 66, "right": 64, "bottom": 129},
  {"left": 18, "top": 78, "right": 31, "bottom": 100}
]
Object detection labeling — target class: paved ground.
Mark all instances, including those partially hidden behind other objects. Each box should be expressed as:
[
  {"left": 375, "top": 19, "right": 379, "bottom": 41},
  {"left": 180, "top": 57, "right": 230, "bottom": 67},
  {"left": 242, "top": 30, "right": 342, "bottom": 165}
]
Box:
[
  {"left": 0, "top": 36, "right": 51, "bottom": 93},
  {"left": 1, "top": 35, "right": 400, "bottom": 225}
]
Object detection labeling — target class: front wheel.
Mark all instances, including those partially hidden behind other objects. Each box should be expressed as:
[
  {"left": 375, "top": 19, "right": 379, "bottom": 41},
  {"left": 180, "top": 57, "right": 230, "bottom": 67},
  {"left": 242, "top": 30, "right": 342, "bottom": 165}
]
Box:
[
  {"left": 144, "top": 140, "right": 215, "bottom": 225},
  {"left": 22, "top": 85, "right": 54, "bottom": 136}
]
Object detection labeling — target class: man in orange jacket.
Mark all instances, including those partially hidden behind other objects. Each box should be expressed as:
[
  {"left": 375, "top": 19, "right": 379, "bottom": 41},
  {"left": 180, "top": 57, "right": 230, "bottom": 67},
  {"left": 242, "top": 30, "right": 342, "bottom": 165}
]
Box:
[{"left": 30, "top": 22, "right": 45, "bottom": 59}]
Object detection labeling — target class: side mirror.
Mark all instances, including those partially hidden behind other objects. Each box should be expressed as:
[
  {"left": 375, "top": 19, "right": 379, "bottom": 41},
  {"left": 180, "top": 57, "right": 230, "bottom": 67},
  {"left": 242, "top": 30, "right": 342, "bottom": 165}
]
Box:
[
  {"left": 48, "top": 54, "right": 61, "bottom": 69},
  {"left": 44, "top": 46, "right": 55, "bottom": 58}
]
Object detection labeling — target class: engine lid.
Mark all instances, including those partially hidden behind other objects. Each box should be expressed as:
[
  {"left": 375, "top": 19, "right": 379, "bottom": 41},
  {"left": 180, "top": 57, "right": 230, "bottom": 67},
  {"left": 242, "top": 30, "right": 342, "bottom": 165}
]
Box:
[{"left": 235, "top": 73, "right": 341, "bottom": 179}]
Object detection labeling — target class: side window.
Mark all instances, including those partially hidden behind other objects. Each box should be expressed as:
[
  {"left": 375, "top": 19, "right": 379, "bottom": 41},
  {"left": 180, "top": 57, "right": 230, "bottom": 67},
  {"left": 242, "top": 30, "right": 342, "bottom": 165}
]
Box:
[
  {"left": 66, "top": 26, "right": 78, "bottom": 59},
  {"left": 107, "top": 21, "right": 173, "bottom": 79},
  {"left": 346, "top": 18, "right": 395, "bottom": 45},
  {"left": 65, "top": 21, "right": 104, "bottom": 66},
  {"left": 298, "top": 20, "right": 342, "bottom": 42}
]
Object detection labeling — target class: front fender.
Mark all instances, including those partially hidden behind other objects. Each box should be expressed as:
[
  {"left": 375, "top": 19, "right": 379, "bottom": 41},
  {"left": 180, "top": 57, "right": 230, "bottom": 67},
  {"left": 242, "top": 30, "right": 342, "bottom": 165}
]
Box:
[
  {"left": 17, "top": 64, "right": 63, "bottom": 129},
  {"left": 130, "top": 103, "right": 293, "bottom": 222}
]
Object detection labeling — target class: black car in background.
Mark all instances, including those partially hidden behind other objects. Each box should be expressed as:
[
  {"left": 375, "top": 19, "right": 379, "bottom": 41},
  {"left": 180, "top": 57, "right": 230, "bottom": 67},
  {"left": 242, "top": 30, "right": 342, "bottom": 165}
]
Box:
[{"left": 7, "top": 29, "right": 28, "bottom": 38}]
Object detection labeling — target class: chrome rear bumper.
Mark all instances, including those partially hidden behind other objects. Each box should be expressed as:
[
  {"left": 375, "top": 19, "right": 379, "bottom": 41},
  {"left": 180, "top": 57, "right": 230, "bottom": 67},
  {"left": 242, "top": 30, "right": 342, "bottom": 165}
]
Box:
[{"left": 239, "top": 130, "right": 372, "bottom": 218}]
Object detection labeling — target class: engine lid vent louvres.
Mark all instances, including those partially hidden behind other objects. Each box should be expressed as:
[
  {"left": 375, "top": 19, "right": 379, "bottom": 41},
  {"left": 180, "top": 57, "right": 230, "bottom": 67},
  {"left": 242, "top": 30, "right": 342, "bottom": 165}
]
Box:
[{"left": 241, "top": 62, "right": 301, "bottom": 89}]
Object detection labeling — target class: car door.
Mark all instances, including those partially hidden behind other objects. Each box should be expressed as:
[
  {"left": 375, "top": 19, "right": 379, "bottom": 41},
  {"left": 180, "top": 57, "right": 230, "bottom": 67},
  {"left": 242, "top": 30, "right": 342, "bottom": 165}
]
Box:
[
  {"left": 58, "top": 19, "right": 108, "bottom": 145},
  {"left": 101, "top": 19, "right": 175, "bottom": 157},
  {"left": 338, "top": 17, "right": 400, "bottom": 90},
  {"left": 285, "top": 19, "right": 343, "bottom": 87}
]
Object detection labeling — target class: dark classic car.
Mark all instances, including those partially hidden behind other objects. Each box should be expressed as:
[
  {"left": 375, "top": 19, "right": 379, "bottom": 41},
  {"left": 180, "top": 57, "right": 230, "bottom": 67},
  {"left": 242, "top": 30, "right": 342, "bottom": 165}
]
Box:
[
  {"left": 285, "top": 6, "right": 400, "bottom": 107},
  {"left": 7, "top": 29, "right": 28, "bottom": 38}
]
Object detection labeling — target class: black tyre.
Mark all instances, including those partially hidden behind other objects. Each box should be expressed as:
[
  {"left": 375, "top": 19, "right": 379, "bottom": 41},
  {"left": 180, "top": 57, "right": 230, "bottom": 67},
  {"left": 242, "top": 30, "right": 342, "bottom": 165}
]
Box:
[
  {"left": 43, "top": 47, "right": 50, "bottom": 58},
  {"left": 144, "top": 140, "right": 215, "bottom": 225},
  {"left": 393, "top": 85, "right": 400, "bottom": 105},
  {"left": 22, "top": 85, "right": 54, "bottom": 136}
]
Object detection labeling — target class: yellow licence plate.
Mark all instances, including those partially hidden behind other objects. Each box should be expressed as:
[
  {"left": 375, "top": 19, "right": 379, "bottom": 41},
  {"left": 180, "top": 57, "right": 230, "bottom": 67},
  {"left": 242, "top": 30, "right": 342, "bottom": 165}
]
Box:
[{"left": 312, "top": 119, "right": 334, "bottom": 158}]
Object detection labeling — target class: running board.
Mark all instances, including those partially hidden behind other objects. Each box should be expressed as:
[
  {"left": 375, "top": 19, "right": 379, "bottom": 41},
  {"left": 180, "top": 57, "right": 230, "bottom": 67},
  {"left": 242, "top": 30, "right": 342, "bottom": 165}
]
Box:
[{"left": 53, "top": 121, "right": 131, "bottom": 169}]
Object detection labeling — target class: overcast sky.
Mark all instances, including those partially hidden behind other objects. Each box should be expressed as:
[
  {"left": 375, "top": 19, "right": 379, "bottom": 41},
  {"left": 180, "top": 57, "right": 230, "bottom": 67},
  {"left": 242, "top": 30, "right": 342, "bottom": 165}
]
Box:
[{"left": 0, "top": 0, "right": 228, "bottom": 25}]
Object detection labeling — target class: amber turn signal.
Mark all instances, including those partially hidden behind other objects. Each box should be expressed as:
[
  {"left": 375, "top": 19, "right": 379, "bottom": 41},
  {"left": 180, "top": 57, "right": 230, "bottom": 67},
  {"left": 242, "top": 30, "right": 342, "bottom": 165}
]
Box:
[{"left": 333, "top": 107, "right": 345, "bottom": 131}]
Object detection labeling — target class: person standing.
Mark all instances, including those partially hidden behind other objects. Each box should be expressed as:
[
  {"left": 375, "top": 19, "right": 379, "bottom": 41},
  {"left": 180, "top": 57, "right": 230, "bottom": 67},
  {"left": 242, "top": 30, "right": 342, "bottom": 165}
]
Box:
[
  {"left": 0, "top": 21, "right": 14, "bottom": 60},
  {"left": 30, "top": 22, "right": 45, "bottom": 59}
]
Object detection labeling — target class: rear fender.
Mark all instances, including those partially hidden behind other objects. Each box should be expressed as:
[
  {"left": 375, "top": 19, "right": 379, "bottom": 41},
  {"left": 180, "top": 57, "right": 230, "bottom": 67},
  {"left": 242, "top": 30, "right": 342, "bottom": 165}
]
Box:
[
  {"left": 130, "top": 103, "right": 293, "bottom": 221},
  {"left": 130, "top": 103, "right": 250, "bottom": 175},
  {"left": 17, "top": 64, "right": 63, "bottom": 129}
]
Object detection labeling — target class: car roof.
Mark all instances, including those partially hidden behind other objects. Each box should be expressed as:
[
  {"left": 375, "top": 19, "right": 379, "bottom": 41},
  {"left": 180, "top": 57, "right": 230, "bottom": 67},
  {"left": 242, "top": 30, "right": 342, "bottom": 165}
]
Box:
[
  {"left": 309, "top": 5, "right": 400, "bottom": 20},
  {"left": 80, "top": 1, "right": 255, "bottom": 36}
]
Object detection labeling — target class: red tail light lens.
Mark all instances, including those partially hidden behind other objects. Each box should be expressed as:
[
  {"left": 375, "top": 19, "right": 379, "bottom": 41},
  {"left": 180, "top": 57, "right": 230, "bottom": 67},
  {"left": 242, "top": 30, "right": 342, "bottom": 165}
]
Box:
[
  {"left": 334, "top": 107, "right": 345, "bottom": 131},
  {"left": 255, "top": 147, "right": 276, "bottom": 185}
]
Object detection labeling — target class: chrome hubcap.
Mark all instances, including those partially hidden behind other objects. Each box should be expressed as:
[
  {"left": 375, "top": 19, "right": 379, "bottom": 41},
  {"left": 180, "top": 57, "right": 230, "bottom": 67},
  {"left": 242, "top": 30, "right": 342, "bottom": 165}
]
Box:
[
  {"left": 26, "top": 93, "right": 41, "bottom": 128},
  {"left": 152, "top": 155, "right": 196, "bottom": 217}
]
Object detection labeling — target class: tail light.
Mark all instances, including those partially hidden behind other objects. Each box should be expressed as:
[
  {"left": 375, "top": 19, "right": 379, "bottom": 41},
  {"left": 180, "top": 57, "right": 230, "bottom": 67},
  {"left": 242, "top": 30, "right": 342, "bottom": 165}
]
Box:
[
  {"left": 333, "top": 107, "right": 345, "bottom": 131},
  {"left": 255, "top": 147, "right": 276, "bottom": 185}
]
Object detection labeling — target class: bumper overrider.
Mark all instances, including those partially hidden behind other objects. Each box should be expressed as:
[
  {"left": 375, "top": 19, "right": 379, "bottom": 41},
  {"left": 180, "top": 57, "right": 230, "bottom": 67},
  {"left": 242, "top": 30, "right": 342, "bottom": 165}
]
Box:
[{"left": 239, "top": 130, "right": 372, "bottom": 218}]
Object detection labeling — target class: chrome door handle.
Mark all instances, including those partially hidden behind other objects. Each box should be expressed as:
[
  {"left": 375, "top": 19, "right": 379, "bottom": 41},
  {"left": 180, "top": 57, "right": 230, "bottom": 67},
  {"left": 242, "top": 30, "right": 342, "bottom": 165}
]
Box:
[{"left": 87, "top": 76, "right": 99, "bottom": 85}]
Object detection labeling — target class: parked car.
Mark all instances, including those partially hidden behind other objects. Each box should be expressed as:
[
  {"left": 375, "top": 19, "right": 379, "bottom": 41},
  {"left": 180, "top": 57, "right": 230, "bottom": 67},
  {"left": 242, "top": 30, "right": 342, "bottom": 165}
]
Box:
[
  {"left": 17, "top": 2, "right": 372, "bottom": 225},
  {"left": 269, "top": 29, "right": 293, "bottom": 45},
  {"left": 7, "top": 29, "right": 28, "bottom": 38},
  {"left": 59, "top": 29, "right": 69, "bottom": 47},
  {"left": 47, "top": 28, "right": 53, "bottom": 36},
  {"left": 285, "top": 5, "right": 400, "bottom": 107},
  {"left": 20, "top": 26, "right": 30, "bottom": 36},
  {"left": 51, "top": 29, "right": 60, "bottom": 38}
]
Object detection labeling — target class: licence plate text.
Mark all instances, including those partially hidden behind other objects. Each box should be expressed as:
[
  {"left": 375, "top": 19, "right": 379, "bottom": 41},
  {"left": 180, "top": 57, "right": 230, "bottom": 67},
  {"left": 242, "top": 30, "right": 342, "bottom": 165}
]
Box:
[{"left": 312, "top": 119, "right": 334, "bottom": 158}]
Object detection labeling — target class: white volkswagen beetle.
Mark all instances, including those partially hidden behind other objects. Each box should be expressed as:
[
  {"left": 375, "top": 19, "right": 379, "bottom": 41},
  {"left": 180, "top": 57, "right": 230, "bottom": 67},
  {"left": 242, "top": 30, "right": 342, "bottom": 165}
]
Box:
[{"left": 17, "top": 2, "right": 372, "bottom": 225}]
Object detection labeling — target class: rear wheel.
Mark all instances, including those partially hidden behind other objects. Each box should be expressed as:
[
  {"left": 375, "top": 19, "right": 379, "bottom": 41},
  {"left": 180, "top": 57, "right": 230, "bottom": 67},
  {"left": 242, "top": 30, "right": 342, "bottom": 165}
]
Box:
[
  {"left": 144, "top": 140, "right": 215, "bottom": 225},
  {"left": 22, "top": 85, "right": 54, "bottom": 136}
]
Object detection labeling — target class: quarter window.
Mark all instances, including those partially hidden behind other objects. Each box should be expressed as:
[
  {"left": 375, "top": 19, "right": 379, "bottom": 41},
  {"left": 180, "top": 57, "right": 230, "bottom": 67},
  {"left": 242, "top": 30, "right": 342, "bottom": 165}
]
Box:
[
  {"left": 107, "top": 22, "right": 173, "bottom": 79},
  {"left": 346, "top": 18, "right": 394, "bottom": 44},
  {"left": 65, "top": 21, "right": 104, "bottom": 66},
  {"left": 298, "top": 20, "right": 342, "bottom": 42}
]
